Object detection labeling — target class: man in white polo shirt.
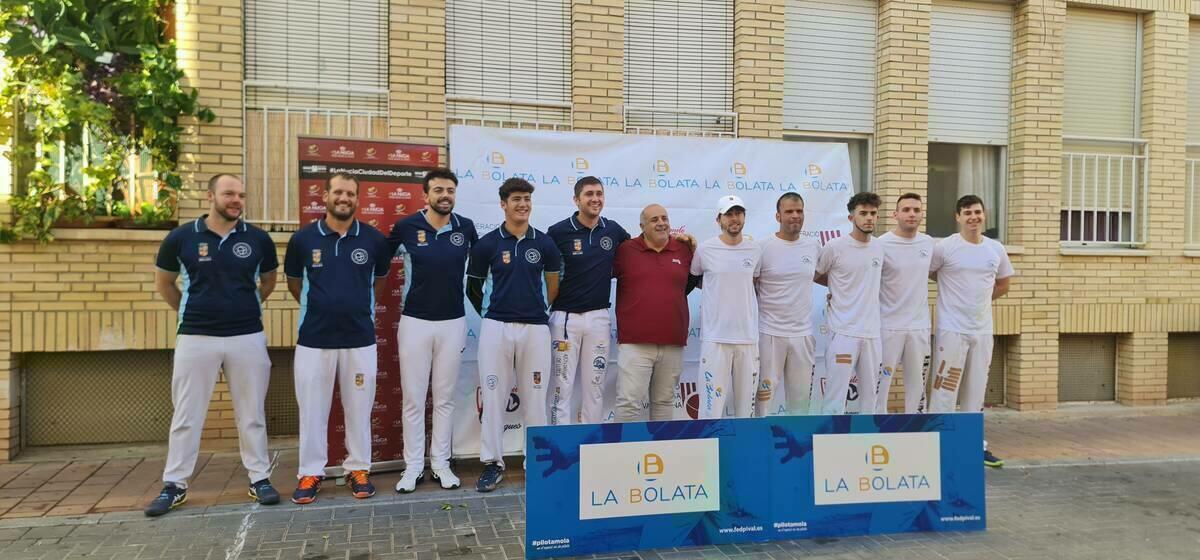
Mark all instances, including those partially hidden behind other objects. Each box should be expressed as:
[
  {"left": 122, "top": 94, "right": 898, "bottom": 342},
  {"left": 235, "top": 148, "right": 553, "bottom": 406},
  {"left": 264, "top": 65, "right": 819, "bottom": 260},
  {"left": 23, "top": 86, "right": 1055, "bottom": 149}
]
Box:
[
  {"left": 755, "top": 192, "right": 820, "bottom": 416},
  {"left": 690, "top": 195, "right": 762, "bottom": 418},
  {"left": 876, "top": 193, "right": 935, "bottom": 414},
  {"left": 928, "top": 194, "right": 1013, "bottom": 468},
  {"left": 813, "top": 192, "right": 884, "bottom": 415}
]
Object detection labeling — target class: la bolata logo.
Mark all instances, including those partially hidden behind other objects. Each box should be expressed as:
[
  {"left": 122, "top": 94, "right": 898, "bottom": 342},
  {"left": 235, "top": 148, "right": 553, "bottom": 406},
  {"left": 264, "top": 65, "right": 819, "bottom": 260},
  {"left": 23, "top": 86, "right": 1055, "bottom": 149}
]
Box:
[
  {"left": 573, "top": 157, "right": 589, "bottom": 170},
  {"left": 578, "top": 439, "right": 719, "bottom": 520},
  {"left": 331, "top": 145, "right": 355, "bottom": 158},
  {"left": 488, "top": 151, "right": 506, "bottom": 165},
  {"left": 812, "top": 433, "right": 941, "bottom": 505},
  {"left": 654, "top": 159, "right": 670, "bottom": 173},
  {"left": 808, "top": 163, "right": 822, "bottom": 175},
  {"left": 731, "top": 161, "right": 748, "bottom": 177}
]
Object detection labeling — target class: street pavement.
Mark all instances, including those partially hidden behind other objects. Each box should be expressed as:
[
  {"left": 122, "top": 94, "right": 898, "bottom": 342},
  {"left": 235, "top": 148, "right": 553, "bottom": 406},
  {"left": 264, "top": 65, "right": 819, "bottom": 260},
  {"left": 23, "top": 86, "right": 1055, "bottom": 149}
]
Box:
[{"left": 0, "top": 457, "right": 1197, "bottom": 560}]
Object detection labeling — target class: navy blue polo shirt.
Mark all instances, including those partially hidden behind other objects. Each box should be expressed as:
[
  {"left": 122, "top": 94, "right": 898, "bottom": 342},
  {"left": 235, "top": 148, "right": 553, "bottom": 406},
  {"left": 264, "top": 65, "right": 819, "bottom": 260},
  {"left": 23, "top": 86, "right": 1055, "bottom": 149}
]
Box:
[
  {"left": 155, "top": 217, "right": 279, "bottom": 337},
  {"left": 387, "top": 210, "right": 479, "bottom": 321},
  {"left": 284, "top": 219, "right": 392, "bottom": 349},
  {"left": 547, "top": 213, "right": 631, "bottom": 313},
  {"left": 466, "top": 224, "right": 561, "bottom": 324}
]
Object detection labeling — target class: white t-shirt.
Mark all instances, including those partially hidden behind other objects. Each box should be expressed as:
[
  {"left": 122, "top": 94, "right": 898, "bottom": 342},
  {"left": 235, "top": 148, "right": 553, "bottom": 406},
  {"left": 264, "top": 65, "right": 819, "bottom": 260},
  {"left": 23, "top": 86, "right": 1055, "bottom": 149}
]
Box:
[
  {"left": 930, "top": 233, "right": 1015, "bottom": 335},
  {"left": 879, "top": 231, "right": 934, "bottom": 331},
  {"left": 691, "top": 236, "right": 762, "bottom": 344},
  {"left": 756, "top": 234, "right": 820, "bottom": 337},
  {"left": 815, "top": 234, "right": 883, "bottom": 339}
]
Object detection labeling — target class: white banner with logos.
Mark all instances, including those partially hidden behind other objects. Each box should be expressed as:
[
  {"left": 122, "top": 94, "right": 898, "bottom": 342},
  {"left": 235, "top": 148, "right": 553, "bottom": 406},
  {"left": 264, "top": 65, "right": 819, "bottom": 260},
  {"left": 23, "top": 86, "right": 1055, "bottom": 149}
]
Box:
[
  {"left": 812, "top": 432, "right": 942, "bottom": 505},
  {"left": 578, "top": 438, "right": 720, "bottom": 519},
  {"left": 447, "top": 125, "right": 854, "bottom": 458}
]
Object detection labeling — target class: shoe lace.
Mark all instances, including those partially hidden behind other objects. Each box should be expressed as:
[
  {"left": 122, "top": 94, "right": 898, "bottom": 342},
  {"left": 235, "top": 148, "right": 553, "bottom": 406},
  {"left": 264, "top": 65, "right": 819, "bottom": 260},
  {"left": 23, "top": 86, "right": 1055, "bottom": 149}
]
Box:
[
  {"left": 349, "top": 470, "right": 370, "bottom": 486},
  {"left": 297, "top": 476, "right": 321, "bottom": 490},
  {"left": 158, "top": 486, "right": 177, "bottom": 499},
  {"left": 483, "top": 463, "right": 501, "bottom": 479}
]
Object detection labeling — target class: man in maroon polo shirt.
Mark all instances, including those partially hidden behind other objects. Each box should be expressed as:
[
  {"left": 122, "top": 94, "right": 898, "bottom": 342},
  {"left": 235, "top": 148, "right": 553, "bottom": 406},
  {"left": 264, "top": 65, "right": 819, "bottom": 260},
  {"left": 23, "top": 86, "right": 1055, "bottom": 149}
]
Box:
[{"left": 612, "top": 204, "right": 699, "bottom": 422}]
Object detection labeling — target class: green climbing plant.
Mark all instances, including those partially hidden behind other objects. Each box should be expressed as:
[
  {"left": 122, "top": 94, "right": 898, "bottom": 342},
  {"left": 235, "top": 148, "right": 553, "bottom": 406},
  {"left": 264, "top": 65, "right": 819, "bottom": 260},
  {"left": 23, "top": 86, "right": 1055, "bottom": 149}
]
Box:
[{"left": 0, "top": 0, "right": 214, "bottom": 242}]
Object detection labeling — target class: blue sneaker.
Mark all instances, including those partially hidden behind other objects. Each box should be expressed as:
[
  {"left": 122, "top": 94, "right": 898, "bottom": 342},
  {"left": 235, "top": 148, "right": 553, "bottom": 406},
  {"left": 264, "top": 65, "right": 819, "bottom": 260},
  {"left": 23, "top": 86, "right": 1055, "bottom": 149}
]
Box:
[
  {"left": 475, "top": 462, "right": 504, "bottom": 493},
  {"left": 248, "top": 478, "right": 280, "bottom": 505},
  {"left": 144, "top": 483, "right": 187, "bottom": 517}
]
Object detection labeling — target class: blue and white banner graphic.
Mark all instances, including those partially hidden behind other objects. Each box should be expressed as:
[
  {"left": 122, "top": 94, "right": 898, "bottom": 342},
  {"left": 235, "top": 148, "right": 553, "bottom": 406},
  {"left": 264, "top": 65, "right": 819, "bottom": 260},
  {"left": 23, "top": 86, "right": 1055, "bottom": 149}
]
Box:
[
  {"left": 525, "top": 413, "right": 986, "bottom": 558},
  {"left": 447, "top": 126, "right": 855, "bottom": 457}
]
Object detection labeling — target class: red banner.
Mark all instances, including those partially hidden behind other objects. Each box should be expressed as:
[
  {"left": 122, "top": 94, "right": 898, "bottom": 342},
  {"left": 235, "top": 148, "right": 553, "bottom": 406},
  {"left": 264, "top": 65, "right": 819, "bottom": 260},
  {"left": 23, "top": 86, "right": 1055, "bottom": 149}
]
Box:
[{"left": 297, "top": 136, "right": 439, "bottom": 470}]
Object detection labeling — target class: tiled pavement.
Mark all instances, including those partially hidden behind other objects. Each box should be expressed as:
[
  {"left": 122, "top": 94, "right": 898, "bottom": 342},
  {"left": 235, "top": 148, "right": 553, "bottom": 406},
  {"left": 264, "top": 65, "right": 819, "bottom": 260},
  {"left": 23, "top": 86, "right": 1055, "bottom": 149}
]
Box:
[
  {"left": 0, "top": 402, "right": 1196, "bottom": 520},
  {"left": 0, "top": 457, "right": 1197, "bottom": 559}
]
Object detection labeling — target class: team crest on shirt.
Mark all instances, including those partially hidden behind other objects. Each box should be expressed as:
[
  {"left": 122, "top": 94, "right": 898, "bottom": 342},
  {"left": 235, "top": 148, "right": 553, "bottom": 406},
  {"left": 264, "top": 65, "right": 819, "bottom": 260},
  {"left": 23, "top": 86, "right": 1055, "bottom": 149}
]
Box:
[
  {"left": 742, "top": 258, "right": 753, "bottom": 269},
  {"left": 600, "top": 236, "right": 613, "bottom": 251},
  {"left": 417, "top": 230, "right": 427, "bottom": 244},
  {"left": 232, "top": 242, "right": 253, "bottom": 259},
  {"left": 920, "top": 250, "right": 930, "bottom": 258},
  {"left": 533, "top": 371, "right": 542, "bottom": 386},
  {"left": 801, "top": 256, "right": 812, "bottom": 264},
  {"left": 354, "top": 373, "right": 365, "bottom": 388},
  {"left": 501, "top": 250, "right": 511, "bottom": 264},
  {"left": 197, "top": 243, "right": 210, "bottom": 261},
  {"left": 351, "top": 248, "right": 369, "bottom": 265},
  {"left": 871, "top": 258, "right": 881, "bottom": 268},
  {"left": 572, "top": 239, "right": 583, "bottom": 255},
  {"left": 311, "top": 249, "right": 323, "bottom": 267},
  {"left": 450, "top": 232, "right": 466, "bottom": 247},
  {"left": 525, "top": 248, "right": 542, "bottom": 264}
]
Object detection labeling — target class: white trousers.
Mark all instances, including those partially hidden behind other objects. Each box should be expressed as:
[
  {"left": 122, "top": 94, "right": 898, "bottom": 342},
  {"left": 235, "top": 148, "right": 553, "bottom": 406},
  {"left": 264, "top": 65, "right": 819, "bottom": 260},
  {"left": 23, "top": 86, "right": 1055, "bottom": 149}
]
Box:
[
  {"left": 294, "top": 344, "right": 377, "bottom": 476},
  {"left": 549, "top": 309, "right": 610, "bottom": 425},
  {"left": 877, "top": 329, "right": 931, "bottom": 414},
  {"left": 614, "top": 343, "right": 684, "bottom": 422},
  {"left": 398, "top": 316, "right": 466, "bottom": 471},
  {"left": 163, "top": 332, "right": 272, "bottom": 487},
  {"left": 756, "top": 334, "right": 816, "bottom": 417},
  {"left": 477, "top": 318, "right": 551, "bottom": 468},
  {"left": 698, "top": 341, "right": 759, "bottom": 419},
  {"left": 928, "top": 331, "right": 993, "bottom": 414},
  {"left": 812, "top": 333, "right": 881, "bottom": 416}
]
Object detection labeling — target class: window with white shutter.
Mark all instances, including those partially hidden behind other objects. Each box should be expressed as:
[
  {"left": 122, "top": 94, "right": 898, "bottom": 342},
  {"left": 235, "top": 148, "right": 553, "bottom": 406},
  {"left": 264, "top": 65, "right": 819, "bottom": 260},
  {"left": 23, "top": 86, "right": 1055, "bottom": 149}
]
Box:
[
  {"left": 624, "top": 0, "right": 735, "bottom": 136},
  {"left": 242, "top": 0, "right": 390, "bottom": 226},
  {"left": 1061, "top": 8, "right": 1145, "bottom": 247},
  {"left": 928, "top": 0, "right": 1012, "bottom": 146},
  {"left": 445, "top": 0, "right": 572, "bottom": 128},
  {"left": 783, "top": 0, "right": 876, "bottom": 135}
]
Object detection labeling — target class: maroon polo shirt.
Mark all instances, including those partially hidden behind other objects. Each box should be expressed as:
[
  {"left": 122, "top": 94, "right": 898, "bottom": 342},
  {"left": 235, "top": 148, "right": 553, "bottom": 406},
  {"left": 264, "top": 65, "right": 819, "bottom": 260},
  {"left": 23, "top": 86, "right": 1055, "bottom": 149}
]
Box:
[{"left": 612, "top": 235, "right": 692, "bottom": 346}]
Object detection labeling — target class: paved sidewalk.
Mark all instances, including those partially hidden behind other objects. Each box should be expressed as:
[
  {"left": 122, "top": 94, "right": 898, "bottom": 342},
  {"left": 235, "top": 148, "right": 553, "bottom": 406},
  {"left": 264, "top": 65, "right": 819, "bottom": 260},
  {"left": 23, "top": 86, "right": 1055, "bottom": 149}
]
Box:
[
  {"left": 0, "top": 459, "right": 1197, "bottom": 559},
  {"left": 0, "top": 402, "right": 1196, "bottom": 519}
]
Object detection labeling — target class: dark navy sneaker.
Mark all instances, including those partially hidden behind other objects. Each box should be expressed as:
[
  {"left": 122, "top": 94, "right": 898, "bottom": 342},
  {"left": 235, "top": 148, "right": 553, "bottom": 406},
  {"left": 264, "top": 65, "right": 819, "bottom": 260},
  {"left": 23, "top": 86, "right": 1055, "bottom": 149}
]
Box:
[
  {"left": 475, "top": 462, "right": 504, "bottom": 493},
  {"left": 291, "top": 475, "right": 323, "bottom": 504},
  {"left": 348, "top": 470, "right": 376, "bottom": 499},
  {"left": 248, "top": 478, "right": 280, "bottom": 505},
  {"left": 144, "top": 483, "right": 187, "bottom": 517},
  {"left": 983, "top": 449, "right": 1004, "bottom": 468}
]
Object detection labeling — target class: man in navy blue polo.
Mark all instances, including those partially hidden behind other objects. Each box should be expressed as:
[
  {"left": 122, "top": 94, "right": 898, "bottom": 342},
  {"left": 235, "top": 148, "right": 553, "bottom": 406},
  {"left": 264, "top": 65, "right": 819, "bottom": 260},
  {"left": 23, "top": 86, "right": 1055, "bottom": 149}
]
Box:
[
  {"left": 147, "top": 173, "right": 280, "bottom": 517},
  {"left": 284, "top": 172, "right": 392, "bottom": 505},
  {"left": 387, "top": 168, "right": 478, "bottom": 493},
  {"left": 546, "top": 176, "right": 630, "bottom": 425},
  {"left": 466, "top": 177, "right": 560, "bottom": 493}
]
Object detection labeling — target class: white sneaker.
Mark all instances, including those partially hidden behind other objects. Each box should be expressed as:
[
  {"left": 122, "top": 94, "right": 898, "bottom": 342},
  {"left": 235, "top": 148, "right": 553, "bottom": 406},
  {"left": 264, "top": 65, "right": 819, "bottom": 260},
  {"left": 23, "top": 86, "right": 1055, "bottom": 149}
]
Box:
[
  {"left": 395, "top": 469, "right": 424, "bottom": 493},
  {"left": 431, "top": 467, "right": 461, "bottom": 490}
]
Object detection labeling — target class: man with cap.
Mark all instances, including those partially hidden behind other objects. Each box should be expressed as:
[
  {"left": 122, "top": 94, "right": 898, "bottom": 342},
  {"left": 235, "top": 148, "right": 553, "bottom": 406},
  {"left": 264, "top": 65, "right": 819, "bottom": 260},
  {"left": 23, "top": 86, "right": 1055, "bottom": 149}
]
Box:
[
  {"left": 689, "top": 195, "right": 762, "bottom": 418},
  {"left": 147, "top": 173, "right": 280, "bottom": 517},
  {"left": 284, "top": 172, "right": 393, "bottom": 504}
]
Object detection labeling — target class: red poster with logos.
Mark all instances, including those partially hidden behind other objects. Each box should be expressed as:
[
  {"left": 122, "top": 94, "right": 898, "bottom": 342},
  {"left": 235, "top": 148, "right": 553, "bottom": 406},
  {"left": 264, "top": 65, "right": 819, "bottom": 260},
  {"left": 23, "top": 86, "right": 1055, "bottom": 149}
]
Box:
[{"left": 297, "top": 136, "right": 439, "bottom": 473}]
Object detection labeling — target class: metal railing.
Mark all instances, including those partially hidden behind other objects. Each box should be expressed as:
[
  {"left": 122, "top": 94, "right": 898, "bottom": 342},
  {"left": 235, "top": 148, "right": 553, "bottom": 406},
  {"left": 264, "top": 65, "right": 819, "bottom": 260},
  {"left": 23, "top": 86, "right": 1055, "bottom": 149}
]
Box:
[
  {"left": 446, "top": 94, "right": 573, "bottom": 131},
  {"left": 242, "top": 105, "right": 389, "bottom": 225},
  {"left": 1187, "top": 144, "right": 1200, "bottom": 245},
  {"left": 623, "top": 106, "right": 738, "bottom": 138},
  {"left": 1061, "top": 136, "right": 1149, "bottom": 247}
]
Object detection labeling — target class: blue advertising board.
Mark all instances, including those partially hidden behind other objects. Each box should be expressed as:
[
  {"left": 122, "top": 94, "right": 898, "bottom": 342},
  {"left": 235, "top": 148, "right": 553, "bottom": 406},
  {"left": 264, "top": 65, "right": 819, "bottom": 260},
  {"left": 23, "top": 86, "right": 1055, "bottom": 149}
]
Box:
[{"left": 525, "top": 413, "right": 985, "bottom": 558}]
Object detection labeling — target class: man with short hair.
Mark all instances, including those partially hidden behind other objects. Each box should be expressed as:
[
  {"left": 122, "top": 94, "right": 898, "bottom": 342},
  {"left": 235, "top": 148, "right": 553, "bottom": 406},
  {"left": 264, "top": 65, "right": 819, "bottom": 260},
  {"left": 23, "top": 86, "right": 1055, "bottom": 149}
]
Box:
[
  {"left": 388, "top": 168, "right": 478, "bottom": 493},
  {"left": 928, "top": 194, "right": 1013, "bottom": 468},
  {"left": 284, "top": 172, "right": 392, "bottom": 504},
  {"left": 813, "top": 192, "right": 884, "bottom": 415},
  {"left": 147, "top": 173, "right": 280, "bottom": 517},
  {"left": 546, "top": 176, "right": 630, "bottom": 425},
  {"left": 755, "top": 192, "right": 821, "bottom": 416},
  {"left": 876, "top": 193, "right": 935, "bottom": 414},
  {"left": 466, "top": 178, "right": 561, "bottom": 492},
  {"left": 690, "top": 195, "right": 762, "bottom": 418},
  {"left": 612, "top": 204, "right": 697, "bottom": 422}
]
